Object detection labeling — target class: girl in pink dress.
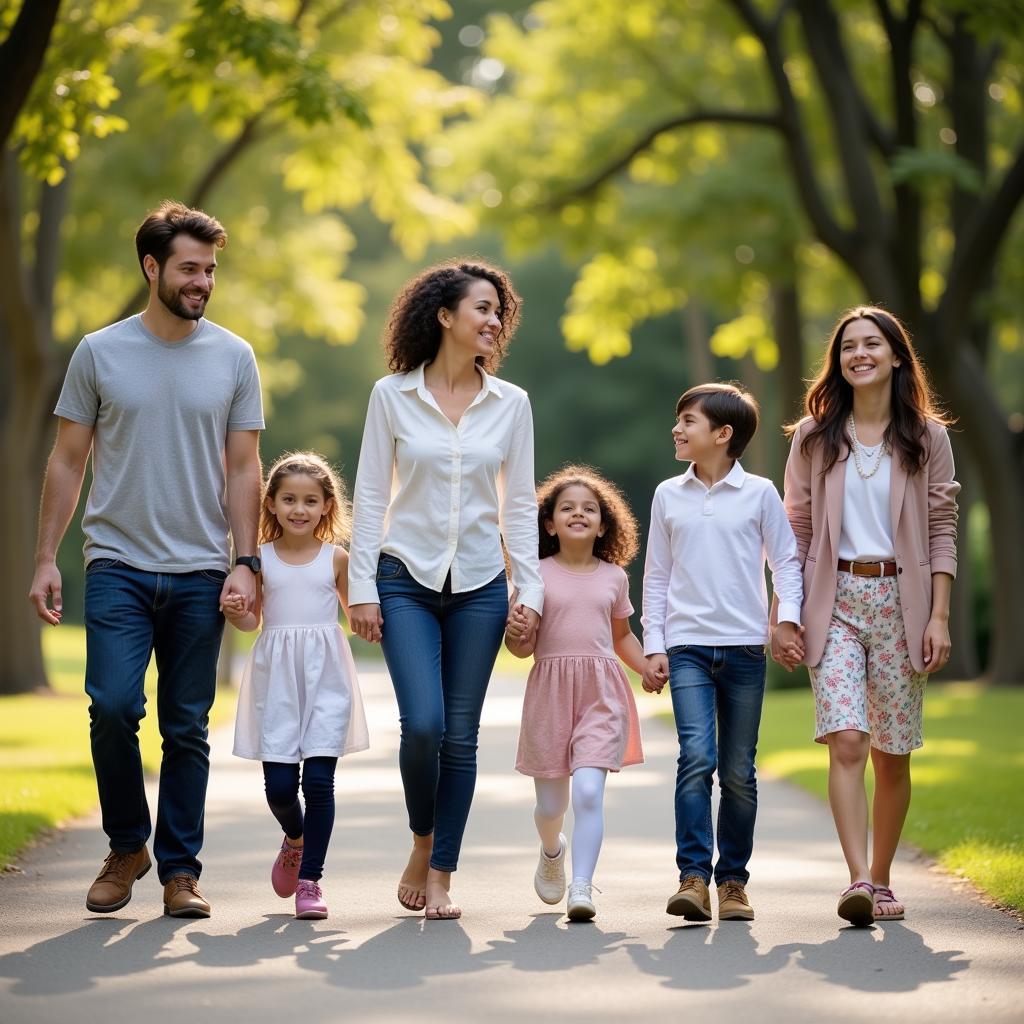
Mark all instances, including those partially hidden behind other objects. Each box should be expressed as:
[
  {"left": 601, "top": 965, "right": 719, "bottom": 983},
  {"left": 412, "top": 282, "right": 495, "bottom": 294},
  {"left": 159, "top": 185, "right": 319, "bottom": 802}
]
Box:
[{"left": 505, "top": 466, "right": 646, "bottom": 921}]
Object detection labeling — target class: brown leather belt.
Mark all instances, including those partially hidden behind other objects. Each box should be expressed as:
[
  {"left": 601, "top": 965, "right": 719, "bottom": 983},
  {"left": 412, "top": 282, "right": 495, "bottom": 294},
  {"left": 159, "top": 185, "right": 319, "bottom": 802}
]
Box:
[{"left": 838, "top": 559, "right": 897, "bottom": 577}]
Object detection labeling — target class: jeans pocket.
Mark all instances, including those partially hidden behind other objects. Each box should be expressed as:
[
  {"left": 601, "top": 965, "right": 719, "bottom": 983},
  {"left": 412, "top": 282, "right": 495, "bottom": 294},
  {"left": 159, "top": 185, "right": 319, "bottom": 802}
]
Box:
[
  {"left": 199, "top": 569, "right": 228, "bottom": 583},
  {"left": 86, "top": 558, "right": 122, "bottom": 574},
  {"left": 666, "top": 645, "right": 690, "bottom": 656},
  {"left": 376, "top": 554, "right": 405, "bottom": 581},
  {"left": 740, "top": 644, "right": 767, "bottom": 659}
]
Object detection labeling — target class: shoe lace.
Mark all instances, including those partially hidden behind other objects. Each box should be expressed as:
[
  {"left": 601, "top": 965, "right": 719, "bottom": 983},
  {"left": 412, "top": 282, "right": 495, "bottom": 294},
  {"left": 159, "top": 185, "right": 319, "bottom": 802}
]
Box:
[
  {"left": 720, "top": 881, "right": 747, "bottom": 903},
  {"left": 296, "top": 880, "right": 322, "bottom": 899},
  {"left": 569, "top": 881, "right": 601, "bottom": 898},
  {"left": 679, "top": 875, "right": 705, "bottom": 894},
  {"left": 170, "top": 874, "right": 201, "bottom": 896},
  {"left": 539, "top": 855, "right": 563, "bottom": 881},
  {"left": 280, "top": 845, "right": 302, "bottom": 869},
  {"left": 96, "top": 851, "right": 136, "bottom": 884}
]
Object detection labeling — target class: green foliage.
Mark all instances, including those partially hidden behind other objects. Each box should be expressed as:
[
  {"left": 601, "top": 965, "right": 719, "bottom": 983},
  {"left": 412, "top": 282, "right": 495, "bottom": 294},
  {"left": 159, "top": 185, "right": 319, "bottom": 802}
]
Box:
[
  {"left": 437, "top": 0, "right": 1024, "bottom": 377},
  {"left": 10, "top": 1, "right": 140, "bottom": 183}
]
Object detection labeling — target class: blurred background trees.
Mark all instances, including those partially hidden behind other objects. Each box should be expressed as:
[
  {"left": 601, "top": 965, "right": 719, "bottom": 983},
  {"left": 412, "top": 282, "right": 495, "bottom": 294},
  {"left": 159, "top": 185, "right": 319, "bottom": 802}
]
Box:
[{"left": 2, "top": 0, "right": 1021, "bottom": 691}]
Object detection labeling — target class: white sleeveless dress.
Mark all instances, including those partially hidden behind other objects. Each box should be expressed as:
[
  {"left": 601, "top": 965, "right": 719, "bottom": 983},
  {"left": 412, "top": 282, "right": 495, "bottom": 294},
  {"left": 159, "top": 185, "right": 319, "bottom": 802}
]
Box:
[{"left": 233, "top": 542, "right": 369, "bottom": 763}]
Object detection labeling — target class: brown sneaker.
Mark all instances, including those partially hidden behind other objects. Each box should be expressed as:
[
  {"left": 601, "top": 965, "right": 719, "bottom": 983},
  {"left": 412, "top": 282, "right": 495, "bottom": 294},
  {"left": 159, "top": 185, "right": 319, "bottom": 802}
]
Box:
[
  {"left": 718, "top": 880, "right": 755, "bottom": 921},
  {"left": 666, "top": 875, "right": 712, "bottom": 920},
  {"left": 86, "top": 846, "right": 152, "bottom": 913},
  {"left": 163, "top": 873, "right": 211, "bottom": 918}
]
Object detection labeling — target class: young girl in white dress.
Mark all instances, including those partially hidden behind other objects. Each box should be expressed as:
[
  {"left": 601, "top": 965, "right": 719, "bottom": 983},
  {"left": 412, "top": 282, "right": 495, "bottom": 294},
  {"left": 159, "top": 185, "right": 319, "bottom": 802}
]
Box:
[{"left": 226, "top": 452, "right": 368, "bottom": 919}]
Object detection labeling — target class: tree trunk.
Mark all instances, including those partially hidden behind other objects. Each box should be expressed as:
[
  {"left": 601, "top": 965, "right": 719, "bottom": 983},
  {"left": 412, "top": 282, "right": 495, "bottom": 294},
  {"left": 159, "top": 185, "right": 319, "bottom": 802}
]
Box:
[{"left": 938, "top": 345, "right": 1024, "bottom": 683}]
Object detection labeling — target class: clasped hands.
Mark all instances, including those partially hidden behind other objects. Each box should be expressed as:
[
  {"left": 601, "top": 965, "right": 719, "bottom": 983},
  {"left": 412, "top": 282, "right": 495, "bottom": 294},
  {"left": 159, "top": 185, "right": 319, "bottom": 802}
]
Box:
[{"left": 505, "top": 604, "right": 540, "bottom": 647}]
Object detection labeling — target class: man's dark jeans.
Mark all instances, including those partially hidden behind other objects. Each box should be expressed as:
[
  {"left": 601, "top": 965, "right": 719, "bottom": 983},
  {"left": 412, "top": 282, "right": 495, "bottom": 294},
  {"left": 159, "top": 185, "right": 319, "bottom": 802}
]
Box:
[{"left": 84, "top": 560, "right": 225, "bottom": 882}]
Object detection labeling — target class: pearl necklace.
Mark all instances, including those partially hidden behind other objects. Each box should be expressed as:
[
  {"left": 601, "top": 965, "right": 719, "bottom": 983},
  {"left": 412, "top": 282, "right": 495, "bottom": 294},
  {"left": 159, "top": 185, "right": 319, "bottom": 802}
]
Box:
[{"left": 848, "top": 414, "right": 887, "bottom": 480}]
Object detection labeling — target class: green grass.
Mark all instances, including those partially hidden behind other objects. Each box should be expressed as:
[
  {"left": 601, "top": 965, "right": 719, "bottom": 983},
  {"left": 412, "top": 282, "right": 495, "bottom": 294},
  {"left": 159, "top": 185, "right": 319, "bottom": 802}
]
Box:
[
  {"left": 0, "top": 626, "right": 235, "bottom": 868},
  {"left": 757, "top": 682, "right": 1024, "bottom": 913}
]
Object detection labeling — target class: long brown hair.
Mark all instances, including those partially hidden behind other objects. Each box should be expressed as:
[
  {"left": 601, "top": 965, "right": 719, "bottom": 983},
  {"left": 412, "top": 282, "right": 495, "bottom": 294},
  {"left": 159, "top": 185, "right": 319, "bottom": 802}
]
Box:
[
  {"left": 536, "top": 465, "right": 639, "bottom": 567},
  {"left": 785, "top": 306, "right": 952, "bottom": 475},
  {"left": 259, "top": 452, "right": 351, "bottom": 545}
]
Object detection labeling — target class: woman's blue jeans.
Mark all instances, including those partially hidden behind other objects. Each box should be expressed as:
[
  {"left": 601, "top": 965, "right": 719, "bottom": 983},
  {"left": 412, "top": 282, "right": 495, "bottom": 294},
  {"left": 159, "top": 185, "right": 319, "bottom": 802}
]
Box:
[
  {"left": 667, "top": 644, "right": 767, "bottom": 886},
  {"left": 376, "top": 555, "right": 507, "bottom": 872},
  {"left": 83, "top": 559, "right": 225, "bottom": 883}
]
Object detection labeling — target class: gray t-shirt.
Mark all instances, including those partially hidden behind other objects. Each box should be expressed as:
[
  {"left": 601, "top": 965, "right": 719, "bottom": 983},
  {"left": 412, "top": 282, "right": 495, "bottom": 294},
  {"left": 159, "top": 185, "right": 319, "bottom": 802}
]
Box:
[{"left": 55, "top": 314, "right": 264, "bottom": 572}]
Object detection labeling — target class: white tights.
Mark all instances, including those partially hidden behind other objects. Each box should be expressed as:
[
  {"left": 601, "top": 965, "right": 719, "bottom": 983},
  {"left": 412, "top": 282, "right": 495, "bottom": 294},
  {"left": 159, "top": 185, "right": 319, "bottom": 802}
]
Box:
[{"left": 534, "top": 767, "right": 608, "bottom": 883}]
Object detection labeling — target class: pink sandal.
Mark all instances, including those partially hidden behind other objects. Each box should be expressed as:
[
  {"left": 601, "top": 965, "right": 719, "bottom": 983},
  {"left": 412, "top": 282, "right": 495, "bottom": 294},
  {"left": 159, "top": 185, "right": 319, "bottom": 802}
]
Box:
[
  {"left": 872, "top": 886, "right": 905, "bottom": 921},
  {"left": 837, "top": 881, "right": 875, "bottom": 927}
]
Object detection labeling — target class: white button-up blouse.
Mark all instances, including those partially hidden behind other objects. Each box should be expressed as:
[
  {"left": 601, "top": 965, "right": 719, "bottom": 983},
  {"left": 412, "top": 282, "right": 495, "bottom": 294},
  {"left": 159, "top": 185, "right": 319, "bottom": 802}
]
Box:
[{"left": 348, "top": 363, "right": 544, "bottom": 614}]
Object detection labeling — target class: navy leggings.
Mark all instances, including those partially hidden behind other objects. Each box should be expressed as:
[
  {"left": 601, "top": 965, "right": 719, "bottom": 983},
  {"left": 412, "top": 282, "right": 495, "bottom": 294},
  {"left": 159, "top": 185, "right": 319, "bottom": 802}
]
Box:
[{"left": 262, "top": 757, "right": 337, "bottom": 882}]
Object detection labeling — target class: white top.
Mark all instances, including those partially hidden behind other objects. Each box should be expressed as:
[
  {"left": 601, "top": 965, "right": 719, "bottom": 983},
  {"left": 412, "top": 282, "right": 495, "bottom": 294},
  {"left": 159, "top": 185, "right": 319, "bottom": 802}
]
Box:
[
  {"left": 233, "top": 542, "right": 369, "bottom": 763},
  {"left": 838, "top": 450, "right": 895, "bottom": 561},
  {"left": 348, "top": 363, "right": 544, "bottom": 612},
  {"left": 641, "top": 461, "right": 803, "bottom": 654}
]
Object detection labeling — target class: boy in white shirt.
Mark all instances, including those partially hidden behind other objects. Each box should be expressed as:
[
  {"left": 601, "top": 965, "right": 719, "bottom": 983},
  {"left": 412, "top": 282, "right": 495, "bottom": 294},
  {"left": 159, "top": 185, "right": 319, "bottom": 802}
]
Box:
[{"left": 642, "top": 383, "right": 803, "bottom": 922}]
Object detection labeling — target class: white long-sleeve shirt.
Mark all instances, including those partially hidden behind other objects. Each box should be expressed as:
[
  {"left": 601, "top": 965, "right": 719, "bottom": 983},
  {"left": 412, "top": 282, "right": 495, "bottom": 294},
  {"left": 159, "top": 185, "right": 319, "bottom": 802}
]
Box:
[
  {"left": 348, "top": 363, "right": 544, "bottom": 613},
  {"left": 641, "top": 461, "right": 802, "bottom": 654}
]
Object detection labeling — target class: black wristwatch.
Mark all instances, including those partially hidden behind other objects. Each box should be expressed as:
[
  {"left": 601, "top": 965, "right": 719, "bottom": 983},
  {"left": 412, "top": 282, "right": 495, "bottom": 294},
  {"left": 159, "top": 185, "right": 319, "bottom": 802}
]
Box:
[{"left": 235, "top": 555, "right": 262, "bottom": 574}]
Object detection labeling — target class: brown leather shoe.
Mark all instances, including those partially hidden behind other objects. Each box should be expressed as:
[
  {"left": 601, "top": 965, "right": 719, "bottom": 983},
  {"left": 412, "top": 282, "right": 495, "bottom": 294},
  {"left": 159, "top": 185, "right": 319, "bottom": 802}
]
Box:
[
  {"left": 86, "top": 846, "right": 152, "bottom": 913},
  {"left": 666, "top": 874, "right": 712, "bottom": 921},
  {"left": 718, "top": 880, "right": 755, "bottom": 920},
  {"left": 162, "top": 873, "right": 211, "bottom": 918}
]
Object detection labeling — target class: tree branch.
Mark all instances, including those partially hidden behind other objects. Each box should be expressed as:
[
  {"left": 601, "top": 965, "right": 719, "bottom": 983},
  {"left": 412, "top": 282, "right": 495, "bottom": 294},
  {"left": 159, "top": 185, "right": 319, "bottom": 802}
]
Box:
[
  {"left": 0, "top": 0, "right": 63, "bottom": 150},
  {"left": 727, "top": 0, "right": 854, "bottom": 261},
  {"left": 796, "top": 0, "right": 888, "bottom": 227},
  {"left": 111, "top": 112, "right": 270, "bottom": 324},
  {"left": 939, "top": 140, "right": 1024, "bottom": 345},
  {"left": 545, "top": 109, "right": 780, "bottom": 209}
]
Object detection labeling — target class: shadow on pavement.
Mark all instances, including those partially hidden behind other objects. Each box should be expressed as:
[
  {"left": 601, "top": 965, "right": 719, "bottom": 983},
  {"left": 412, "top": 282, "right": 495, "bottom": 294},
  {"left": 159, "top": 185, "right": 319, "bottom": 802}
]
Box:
[
  {"left": 0, "top": 917, "right": 196, "bottom": 996},
  {"left": 479, "top": 913, "right": 631, "bottom": 972},
  {"left": 623, "top": 921, "right": 968, "bottom": 992},
  {"left": 774, "top": 923, "right": 969, "bottom": 992},
  {"left": 625, "top": 922, "right": 790, "bottom": 989}
]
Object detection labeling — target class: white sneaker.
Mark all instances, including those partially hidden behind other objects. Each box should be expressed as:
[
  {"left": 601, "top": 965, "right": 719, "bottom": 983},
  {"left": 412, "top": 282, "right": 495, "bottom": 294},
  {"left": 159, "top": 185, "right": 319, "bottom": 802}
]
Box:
[
  {"left": 533, "top": 834, "right": 567, "bottom": 904},
  {"left": 567, "top": 879, "right": 596, "bottom": 921}
]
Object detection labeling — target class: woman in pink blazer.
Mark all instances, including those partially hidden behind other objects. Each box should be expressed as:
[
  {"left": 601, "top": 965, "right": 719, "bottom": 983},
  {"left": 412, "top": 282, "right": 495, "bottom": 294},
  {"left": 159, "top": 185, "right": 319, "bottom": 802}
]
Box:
[{"left": 775, "top": 306, "right": 959, "bottom": 928}]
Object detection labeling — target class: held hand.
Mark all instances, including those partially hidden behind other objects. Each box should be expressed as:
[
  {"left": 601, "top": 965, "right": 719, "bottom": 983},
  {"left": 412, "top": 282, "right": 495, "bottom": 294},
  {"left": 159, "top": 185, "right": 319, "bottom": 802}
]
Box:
[
  {"left": 222, "top": 565, "right": 257, "bottom": 613},
  {"left": 518, "top": 606, "right": 541, "bottom": 645},
  {"left": 922, "top": 616, "right": 951, "bottom": 673},
  {"left": 29, "top": 562, "right": 63, "bottom": 626},
  {"left": 350, "top": 603, "right": 384, "bottom": 644},
  {"left": 221, "top": 594, "right": 247, "bottom": 622},
  {"left": 642, "top": 653, "right": 669, "bottom": 693},
  {"left": 770, "top": 622, "right": 805, "bottom": 672},
  {"left": 505, "top": 605, "right": 532, "bottom": 644}
]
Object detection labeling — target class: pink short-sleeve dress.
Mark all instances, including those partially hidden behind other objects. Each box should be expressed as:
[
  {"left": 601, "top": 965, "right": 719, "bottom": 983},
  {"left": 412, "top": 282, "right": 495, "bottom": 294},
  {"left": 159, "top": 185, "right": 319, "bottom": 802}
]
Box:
[{"left": 516, "top": 557, "right": 644, "bottom": 778}]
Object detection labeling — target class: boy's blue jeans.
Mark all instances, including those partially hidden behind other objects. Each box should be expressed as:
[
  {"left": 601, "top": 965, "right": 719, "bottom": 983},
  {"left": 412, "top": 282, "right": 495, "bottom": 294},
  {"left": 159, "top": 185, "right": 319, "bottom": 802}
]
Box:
[
  {"left": 376, "top": 555, "right": 508, "bottom": 873},
  {"left": 83, "top": 559, "right": 225, "bottom": 883},
  {"left": 667, "top": 644, "right": 767, "bottom": 886}
]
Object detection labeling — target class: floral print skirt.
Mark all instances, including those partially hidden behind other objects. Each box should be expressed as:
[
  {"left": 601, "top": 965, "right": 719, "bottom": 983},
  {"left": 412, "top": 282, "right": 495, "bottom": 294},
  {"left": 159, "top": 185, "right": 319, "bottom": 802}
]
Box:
[{"left": 808, "top": 571, "right": 926, "bottom": 755}]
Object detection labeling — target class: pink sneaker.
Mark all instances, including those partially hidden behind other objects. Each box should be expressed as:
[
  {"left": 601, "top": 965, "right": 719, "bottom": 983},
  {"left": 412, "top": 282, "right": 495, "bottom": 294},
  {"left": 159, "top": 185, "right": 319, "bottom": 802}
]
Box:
[
  {"left": 271, "top": 839, "right": 303, "bottom": 898},
  {"left": 295, "top": 879, "right": 328, "bottom": 919}
]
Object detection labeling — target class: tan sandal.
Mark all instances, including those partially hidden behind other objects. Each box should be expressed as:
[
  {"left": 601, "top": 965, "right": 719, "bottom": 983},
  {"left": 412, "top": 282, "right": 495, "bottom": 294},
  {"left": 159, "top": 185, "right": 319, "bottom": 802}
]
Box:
[
  {"left": 837, "top": 881, "right": 875, "bottom": 927},
  {"left": 872, "top": 886, "right": 905, "bottom": 920}
]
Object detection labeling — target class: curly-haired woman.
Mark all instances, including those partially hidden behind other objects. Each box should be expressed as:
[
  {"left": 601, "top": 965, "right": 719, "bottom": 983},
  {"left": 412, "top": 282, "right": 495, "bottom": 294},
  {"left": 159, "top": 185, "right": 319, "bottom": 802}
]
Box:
[{"left": 348, "top": 260, "right": 544, "bottom": 920}]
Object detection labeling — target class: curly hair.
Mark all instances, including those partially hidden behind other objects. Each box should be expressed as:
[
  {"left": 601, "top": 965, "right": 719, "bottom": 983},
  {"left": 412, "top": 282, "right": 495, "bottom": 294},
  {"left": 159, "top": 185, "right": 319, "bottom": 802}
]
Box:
[
  {"left": 785, "top": 306, "right": 952, "bottom": 476},
  {"left": 259, "top": 451, "right": 351, "bottom": 546},
  {"left": 383, "top": 259, "right": 522, "bottom": 374},
  {"left": 536, "top": 464, "right": 639, "bottom": 567}
]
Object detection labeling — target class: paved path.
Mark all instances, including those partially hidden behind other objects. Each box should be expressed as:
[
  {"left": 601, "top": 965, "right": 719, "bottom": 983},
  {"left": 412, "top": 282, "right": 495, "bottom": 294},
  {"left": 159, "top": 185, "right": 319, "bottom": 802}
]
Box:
[{"left": 0, "top": 667, "right": 1020, "bottom": 1023}]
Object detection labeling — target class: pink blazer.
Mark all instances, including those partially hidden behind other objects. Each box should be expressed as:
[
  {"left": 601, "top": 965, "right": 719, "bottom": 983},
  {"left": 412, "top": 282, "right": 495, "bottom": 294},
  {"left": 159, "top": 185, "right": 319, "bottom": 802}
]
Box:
[{"left": 783, "top": 417, "right": 960, "bottom": 673}]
